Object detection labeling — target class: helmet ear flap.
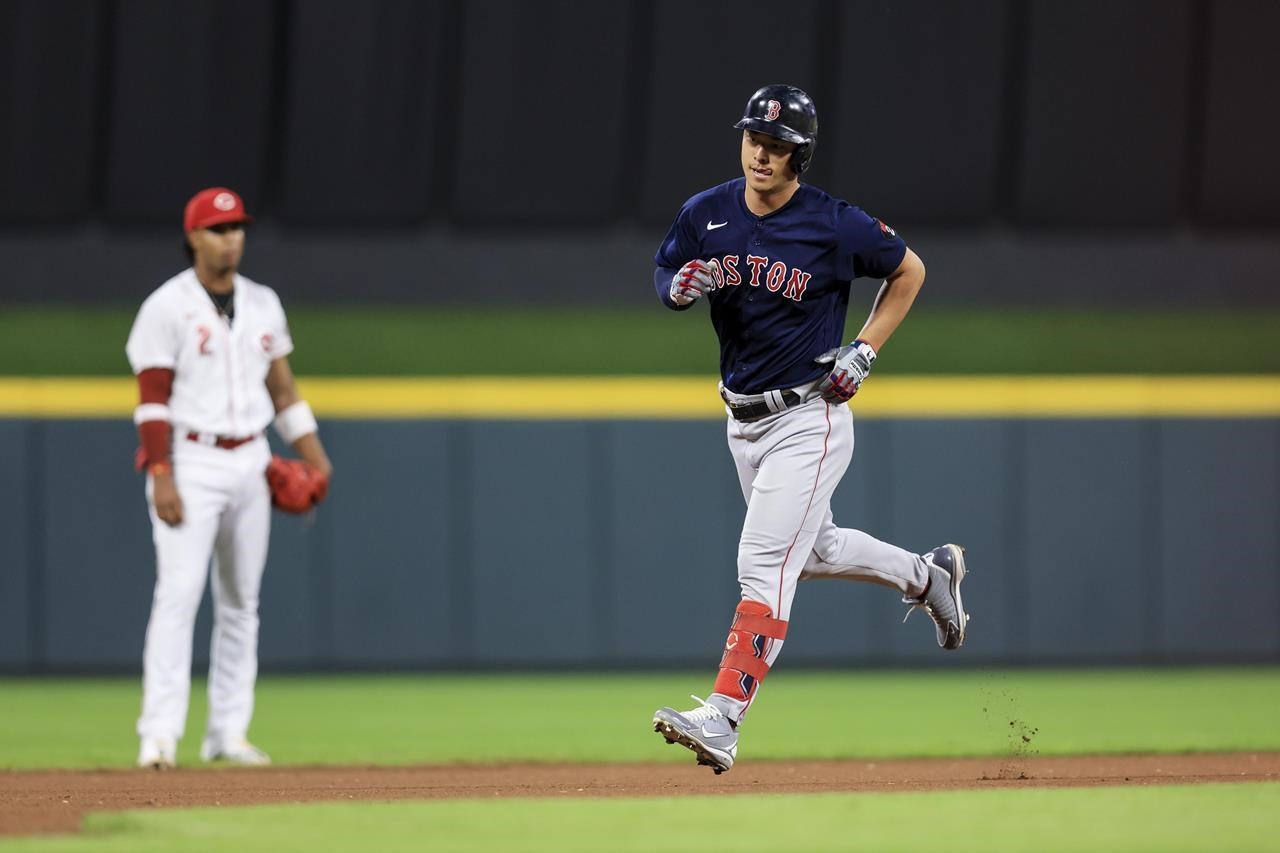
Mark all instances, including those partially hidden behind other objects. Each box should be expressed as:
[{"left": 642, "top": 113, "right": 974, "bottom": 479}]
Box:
[{"left": 791, "top": 140, "right": 815, "bottom": 175}]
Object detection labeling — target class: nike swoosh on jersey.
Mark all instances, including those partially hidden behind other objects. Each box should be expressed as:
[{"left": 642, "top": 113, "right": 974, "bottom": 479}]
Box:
[{"left": 707, "top": 221, "right": 728, "bottom": 230}]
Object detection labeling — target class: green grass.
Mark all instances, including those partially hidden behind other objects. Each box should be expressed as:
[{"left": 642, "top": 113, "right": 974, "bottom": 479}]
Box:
[
  {"left": 1, "top": 306, "right": 1278, "bottom": 375},
  {"left": 2, "top": 785, "right": 1278, "bottom": 852},
  {"left": 2, "top": 669, "right": 1278, "bottom": 770},
  {"left": 4, "top": 670, "right": 1279, "bottom": 852}
]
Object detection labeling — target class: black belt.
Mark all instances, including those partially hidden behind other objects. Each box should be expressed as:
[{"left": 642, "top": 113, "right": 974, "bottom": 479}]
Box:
[{"left": 723, "top": 389, "right": 802, "bottom": 422}]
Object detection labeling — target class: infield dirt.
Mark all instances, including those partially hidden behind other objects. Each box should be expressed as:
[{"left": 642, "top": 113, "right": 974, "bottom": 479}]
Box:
[{"left": 3, "top": 752, "right": 1278, "bottom": 837}]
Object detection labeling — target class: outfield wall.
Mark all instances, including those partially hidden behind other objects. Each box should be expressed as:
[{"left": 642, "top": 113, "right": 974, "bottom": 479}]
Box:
[{"left": 2, "top": 401, "right": 1278, "bottom": 672}]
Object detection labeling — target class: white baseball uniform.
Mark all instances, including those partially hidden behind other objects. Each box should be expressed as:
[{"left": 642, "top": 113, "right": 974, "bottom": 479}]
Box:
[{"left": 126, "top": 268, "right": 293, "bottom": 754}]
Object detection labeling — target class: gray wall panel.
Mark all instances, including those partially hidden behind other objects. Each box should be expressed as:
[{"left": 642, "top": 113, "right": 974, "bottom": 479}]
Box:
[
  {"left": 0, "top": 0, "right": 101, "bottom": 223},
  {"left": 885, "top": 420, "right": 1014, "bottom": 662},
  {"left": 1198, "top": 0, "right": 1280, "bottom": 223},
  {"left": 104, "top": 0, "right": 276, "bottom": 223},
  {"left": 324, "top": 422, "right": 457, "bottom": 665},
  {"left": 42, "top": 422, "right": 154, "bottom": 667},
  {"left": 0, "top": 422, "right": 31, "bottom": 665},
  {"left": 609, "top": 421, "right": 741, "bottom": 662},
  {"left": 8, "top": 415, "right": 1279, "bottom": 671},
  {"left": 1024, "top": 422, "right": 1147, "bottom": 659},
  {"left": 1159, "top": 420, "right": 1280, "bottom": 657},
  {"left": 832, "top": 1, "right": 1008, "bottom": 224},
  {"left": 1016, "top": 1, "right": 1193, "bottom": 225},
  {"left": 639, "top": 0, "right": 823, "bottom": 223},
  {"left": 466, "top": 422, "right": 596, "bottom": 662}
]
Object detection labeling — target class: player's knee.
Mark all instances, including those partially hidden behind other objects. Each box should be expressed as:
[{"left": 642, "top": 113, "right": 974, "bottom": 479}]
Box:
[
  {"left": 213, "top": 607, "right": 260, "bottom": 635},
  {"left": 812, "top": 539, "right": 839, "bottom": 565},
  {"left": 810, "top": 525, "right": 848, "bottom": 564},
  {"left": 154, "top": 570, "right": 206, "bottom": 606},
  {"left": 151, "top": 587, "right": 204, "bottom": 623},
  {"left": 214, "top": 591, "right": 260, "bottom": 615}
]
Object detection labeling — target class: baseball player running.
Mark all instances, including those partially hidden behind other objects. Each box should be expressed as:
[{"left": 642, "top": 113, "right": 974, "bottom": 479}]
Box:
[
  {"left": 127, "top": 187, "right": 333, "bottom": 769},
  {"left": 650, "top": 85, "right": 968, "bottom": 774}
]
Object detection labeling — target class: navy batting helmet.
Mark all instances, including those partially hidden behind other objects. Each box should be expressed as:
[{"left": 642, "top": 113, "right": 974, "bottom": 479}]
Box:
[{"left": 734, "top": 84, "right": 819, "bottom": 174}]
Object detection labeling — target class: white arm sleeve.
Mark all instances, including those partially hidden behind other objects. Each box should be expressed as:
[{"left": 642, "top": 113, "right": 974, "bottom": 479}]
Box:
[
  {"left": 133, "top": 403, "right": 171, "bottom": 424},
  {"left": 274, "top": 401, "right": 318, "bottom": 444}
]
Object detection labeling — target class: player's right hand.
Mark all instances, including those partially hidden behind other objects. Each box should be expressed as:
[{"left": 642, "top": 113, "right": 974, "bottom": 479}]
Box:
[
  {"left": 669, "top": 260, "right": 716, "bottom": 306},
  {"left": 152, "top": 472, "right": 184, "bottom": 526}
]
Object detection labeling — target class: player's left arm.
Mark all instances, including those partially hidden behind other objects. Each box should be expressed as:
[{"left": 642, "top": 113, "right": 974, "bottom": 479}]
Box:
[
  {"left": 816, "top": 248, "right": 926, "bottom": 404},
  {"left": 265, "top": 357, "right": 333, "bottom": 479},
  {"left": 851, "top": 247, "right": 926, "bottom": 351}
]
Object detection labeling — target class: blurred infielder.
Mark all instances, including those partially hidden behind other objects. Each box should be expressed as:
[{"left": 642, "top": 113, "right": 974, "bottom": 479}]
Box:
[
  {"left": 650, "top": 85, "right": 969, "bottom": 773},
  {"left": 127, "top": 187, "right": 333, "bottom": 769}
]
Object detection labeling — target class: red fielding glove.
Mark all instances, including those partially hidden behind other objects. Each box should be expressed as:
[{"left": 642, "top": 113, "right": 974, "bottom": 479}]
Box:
[{"left": 265, "top": 455, "right": 330, "bottom": 513}]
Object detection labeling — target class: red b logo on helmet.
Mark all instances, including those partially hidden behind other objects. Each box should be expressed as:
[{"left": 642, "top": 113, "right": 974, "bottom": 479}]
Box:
[{"left": 765, "top": 99, "right": 781, "bottom": 121}]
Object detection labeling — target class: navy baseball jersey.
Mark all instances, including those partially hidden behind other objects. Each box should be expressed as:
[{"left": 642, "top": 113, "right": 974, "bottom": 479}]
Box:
[{"left": 654, "top": 177, "right": 906, "bottom": 395}]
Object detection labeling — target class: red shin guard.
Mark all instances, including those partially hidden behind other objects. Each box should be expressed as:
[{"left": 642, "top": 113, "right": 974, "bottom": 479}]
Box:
[{"left": 713, "top": 600, "right": 789, "bottom": 703}]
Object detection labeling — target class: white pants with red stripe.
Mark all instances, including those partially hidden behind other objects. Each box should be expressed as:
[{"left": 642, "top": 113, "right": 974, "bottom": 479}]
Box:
[
  {"left": 137, "top": 437, "right": 271, "bottom": 750},
  {"left": 719, "top": 396, "right": 929, "bottom": 720}
]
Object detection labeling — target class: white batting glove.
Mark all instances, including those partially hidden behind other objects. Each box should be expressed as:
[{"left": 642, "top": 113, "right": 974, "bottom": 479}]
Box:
[
  {"left": 815, "top": 340, "right": 877, "bottom": 403},
  {"left": 669, "top": 260, "right": 716, "bottom": 306}
]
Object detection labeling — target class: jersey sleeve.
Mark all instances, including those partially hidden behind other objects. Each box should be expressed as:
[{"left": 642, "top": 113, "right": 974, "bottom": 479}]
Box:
[
  {"left": 836, "top": 204, "right": 907, "bottom": 280},
  {"left": 125, "top": 292, "right": 181, "bottom": 373},
  {"left": 653, "top": 202, "right": 702, "bottom": 272},
  {"left": 653, "top": 201, "right": 703, "bottom": 309},
  {"left": 264, "top": 288, "right": 295, "bottom": 360}
]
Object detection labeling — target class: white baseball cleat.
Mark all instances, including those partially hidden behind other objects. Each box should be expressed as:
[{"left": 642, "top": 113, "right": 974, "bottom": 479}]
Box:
[
  {"left": 200, "top": 737, "right": 271, "bottom": 766},
  {"left": 137, "top": 736, "right": 177, "bottom": 770},
  {"left": 653, "top": 695, "right": 738, "bottom": 774},
  {"left": 903, "top": 543, "right": 969, "bottom": 650}
]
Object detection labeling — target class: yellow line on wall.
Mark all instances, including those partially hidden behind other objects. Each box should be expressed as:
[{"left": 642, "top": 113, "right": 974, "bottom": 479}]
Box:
[{"left": 0, "top": 376, "right": 1278, "bottom": 419}]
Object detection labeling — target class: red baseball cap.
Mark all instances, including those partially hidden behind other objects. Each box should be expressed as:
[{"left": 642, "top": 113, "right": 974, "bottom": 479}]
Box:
[{"left": 183, "top": 187, "right": 254, "bottom": 234}]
